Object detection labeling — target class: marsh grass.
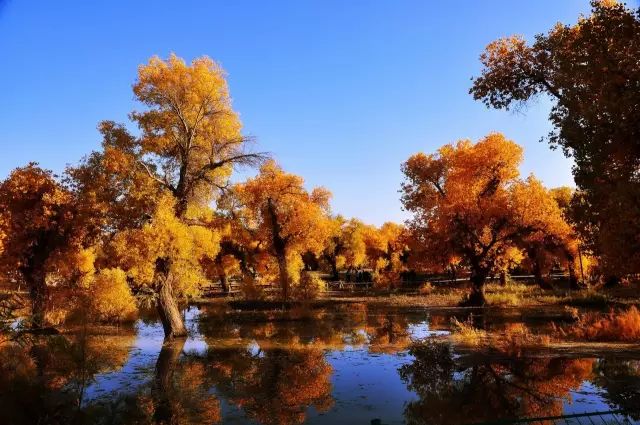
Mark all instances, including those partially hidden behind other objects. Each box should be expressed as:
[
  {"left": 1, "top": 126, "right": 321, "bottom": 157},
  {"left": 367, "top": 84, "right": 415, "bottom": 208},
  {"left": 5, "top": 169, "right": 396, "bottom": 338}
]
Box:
[
  {"left": 450, "top": 316, "right": 486, "bottom": 345},
  {"left": 559, "top": 305, "right": 640, "bottom": 342}
]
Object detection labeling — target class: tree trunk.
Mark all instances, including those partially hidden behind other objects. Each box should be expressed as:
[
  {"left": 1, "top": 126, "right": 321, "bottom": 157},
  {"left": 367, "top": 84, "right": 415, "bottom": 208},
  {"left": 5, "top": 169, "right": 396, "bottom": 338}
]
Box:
[
  {"left": 467, "top": 268, "right": 488, "bottom": 306},
  {"left": 499, "top": 271, "right": 507, "bottom": 287},
  {"left": 27, "top": 270, "right": 47, "bottom": 329},
  {"left": 153, "top": 338, "right": 186, "bottom": 423},
  {"left": 276, "top": 253, "right": 289, "bottom": 301},
  {"left": 266, "top": 197, "right": 290, "bottom": 301},
  {"left": 219, "top": 272, "right": 230, "bottom": 295},
  {"left": 155, "top": 259, "right": 188, "bottom": 340},
  {"left": 605, "top": 275, "right": 621, "bottom": 288},
  {"left": 329, "top": 256, "right": 339, "bottom": 281}
]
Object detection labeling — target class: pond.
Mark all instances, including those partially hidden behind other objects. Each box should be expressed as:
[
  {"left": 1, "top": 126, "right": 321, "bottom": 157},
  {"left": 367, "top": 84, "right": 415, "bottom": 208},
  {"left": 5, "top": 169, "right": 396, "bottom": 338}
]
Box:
[{"left": 1, "top": 304, "right": 639, "bottom": 424}]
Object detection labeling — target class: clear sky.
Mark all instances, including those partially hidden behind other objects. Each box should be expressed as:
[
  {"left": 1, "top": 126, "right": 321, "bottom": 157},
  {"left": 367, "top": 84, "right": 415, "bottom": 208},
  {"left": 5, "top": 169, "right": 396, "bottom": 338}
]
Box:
[{"left": 0, "top": 0, "right": 626, "bottom": 225}]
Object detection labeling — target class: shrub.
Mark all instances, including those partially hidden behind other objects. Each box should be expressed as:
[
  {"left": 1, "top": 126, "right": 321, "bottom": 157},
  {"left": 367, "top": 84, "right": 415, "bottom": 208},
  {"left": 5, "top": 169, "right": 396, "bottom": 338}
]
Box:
[
  {"left": 239, "top": 275, "right": 266, "bottom": 301},
  {"left": 418, "top": 282, "right": 434, "bottom": 295},
  {"left": 292, "top": 272, "right": 325, "bottom": 301},
  {"left": 498, "top": 323, "right": 550, "bottom": 355},
  {"left": 88, "top": 268, "right": 137, "bottom": 323},
  {"left": 563, "top": 306, "right": 640, "bottom": 342}
]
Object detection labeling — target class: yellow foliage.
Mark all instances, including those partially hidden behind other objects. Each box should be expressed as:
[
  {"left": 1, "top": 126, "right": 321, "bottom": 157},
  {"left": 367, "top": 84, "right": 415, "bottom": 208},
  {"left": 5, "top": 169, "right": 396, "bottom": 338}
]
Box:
[
  {"left": 88, "top": 268, "right": 137, "bottom": 323},
  {"left": 107, "top": 195, "right": 220, "bottom": 298},
  {"left": 232, "top": 161, "right": 332, "bottom": 296},
  {"left": 292, "top": 272, "right": 326, "bottom": 301}
]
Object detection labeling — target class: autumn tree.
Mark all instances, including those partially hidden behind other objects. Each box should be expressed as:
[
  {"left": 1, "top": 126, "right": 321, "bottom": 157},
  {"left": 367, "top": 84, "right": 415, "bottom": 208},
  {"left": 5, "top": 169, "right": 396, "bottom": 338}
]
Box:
[
  {"left": 470, "top": 0, "right": 640, "bottom": 281},
  {"left": 401, "top": 133, "right": 572, "bottom": 305},
  {"left": 321, "top": 216, "right": 367, "bottom": 280},
  {"left": 231, "top": 161, "right": 331, "bottom": 300},
  {"left": 511, "top": 177, "right": 579, "bottom": 288},
  {"left": 0, "top": 164, "right": 97, "bottom": 328},
  {"left": 70, "top": 54, "right": 264, "bottom": 338},
  {"left": 361, "top": 222, "right": 408, "bottom": 287}
]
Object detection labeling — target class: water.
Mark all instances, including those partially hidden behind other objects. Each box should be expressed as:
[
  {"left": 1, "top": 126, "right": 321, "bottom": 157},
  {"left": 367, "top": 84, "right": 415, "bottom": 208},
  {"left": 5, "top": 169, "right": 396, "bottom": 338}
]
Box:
[{"left": 1, "top": 304, "right": 639, "bottom": 424}]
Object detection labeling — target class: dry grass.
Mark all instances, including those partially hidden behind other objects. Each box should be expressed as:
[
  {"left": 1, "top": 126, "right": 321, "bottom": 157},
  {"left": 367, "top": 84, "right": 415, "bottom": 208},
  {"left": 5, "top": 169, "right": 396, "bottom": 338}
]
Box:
[
  {"left": 560, "top": 305, "right": 640, "bottom": 342},
  {"left": 497, "top": 323, "right": 551, "bottom": 355},
  {"left": 450, "top": 316, "right": 487, "bottom": 346},
  {"left": 485, "top": 282, "right": 538, "bottom": 306}
]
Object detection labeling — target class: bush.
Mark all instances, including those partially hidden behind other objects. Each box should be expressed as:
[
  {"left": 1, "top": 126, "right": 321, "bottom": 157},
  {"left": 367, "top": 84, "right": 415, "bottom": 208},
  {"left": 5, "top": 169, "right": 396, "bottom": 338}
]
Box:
[
  {"left": 498, "top": 323, "right": 550, "bottom": 355},
  {"left": 418, "top": 282, "right": 434, "bottom": 295},
  {"left": 239, "top": 275, "right": 266, "bottom": 301},
  {"left": 292, "top": 272, "right": 325, "bottom": 301},
  {"left": 563, "top": 306, "right": 640, "bottom": 342},
  {"left": 88, "top": 268, "right": 137, "bottom": 323}
]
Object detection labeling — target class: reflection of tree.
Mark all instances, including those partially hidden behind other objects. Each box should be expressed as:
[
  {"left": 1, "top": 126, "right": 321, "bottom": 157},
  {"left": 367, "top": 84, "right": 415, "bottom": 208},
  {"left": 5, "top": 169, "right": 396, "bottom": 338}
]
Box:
[
  {"left": 399, "top": 341, "right": 594, "bottom": 425},
  {"left": 211, "top": 347, "right": 333, "bottom": 425},
  {"left": 198, "top": 304, "right": 426, "bottom": 354},
  {"left": 366, "top": 313, "right": 412, "bottom": 353},
  {"left": 0, "top": 331, "right": 134, "bottom": 424},
  {"left": 593, "top": 358, "right": 640, "bottom": 419},
  {"left": 99, "top": 338, "right": 221, "bottom": 425}
]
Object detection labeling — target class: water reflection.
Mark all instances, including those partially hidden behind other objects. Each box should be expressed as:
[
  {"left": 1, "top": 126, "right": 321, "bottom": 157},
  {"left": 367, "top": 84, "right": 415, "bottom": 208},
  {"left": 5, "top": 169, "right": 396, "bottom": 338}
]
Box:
[
  {"left": 0, "top": 305, "right": 638, "bottom": 424},
  {"left": 399, "top": 341, "right": 595, "bottom": 424}
]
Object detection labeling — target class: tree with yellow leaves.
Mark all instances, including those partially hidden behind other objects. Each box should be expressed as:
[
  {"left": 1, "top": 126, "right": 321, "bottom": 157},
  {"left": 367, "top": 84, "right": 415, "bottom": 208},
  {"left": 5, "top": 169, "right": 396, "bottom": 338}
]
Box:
[
  {"left": 512, "top": 177, "right": 579, "bottom": 288},
  {"left": 70, "top": 54, "right": 264, "bottom": 338},
  {"left": 231, "top": 161, "right": 332, "bottom": 300},
  {"left": 401, "top": 133, "right": 573, "bottom": 305},
  {"left": 361, "top": 222, "right": 408, "bottom": 288},
  {"left": 321, "top": 216, "right": 368, "bottom": 280}
]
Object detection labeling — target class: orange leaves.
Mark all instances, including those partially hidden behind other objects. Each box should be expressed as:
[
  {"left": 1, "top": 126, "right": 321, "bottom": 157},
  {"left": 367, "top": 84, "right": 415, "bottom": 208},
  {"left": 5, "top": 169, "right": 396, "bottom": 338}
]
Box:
[
  {"left": 0, "top": 164, "right": 90, "bottom": 284},
  {"left": 401, "top": 133, "right": 574, "bottom": 296},
  {"left": 87, "top": 268, "right": 137, "bottom": 323},
  {"left": 564, "top": 306, "right": 640, "bottom": 342},
  {"left": 235, "top": 160, "right": 332, "bottom": 264}
]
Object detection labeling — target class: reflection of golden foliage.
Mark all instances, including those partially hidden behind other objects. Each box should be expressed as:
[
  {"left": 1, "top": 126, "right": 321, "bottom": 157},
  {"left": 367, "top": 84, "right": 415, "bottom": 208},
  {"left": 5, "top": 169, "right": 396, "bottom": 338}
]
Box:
[
  {"left": 223, "top": 349, "right": 334, "bottom": 425},
  {"left": 401, "top": 341, "right": 595, "bottom": 425}
]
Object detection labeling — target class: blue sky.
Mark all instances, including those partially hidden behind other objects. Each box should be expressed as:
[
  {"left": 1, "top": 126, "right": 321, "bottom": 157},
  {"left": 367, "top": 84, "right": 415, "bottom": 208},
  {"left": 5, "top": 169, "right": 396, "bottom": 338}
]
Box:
[{"left": 0, "top": 1, "right": 623, "bottom": 225}]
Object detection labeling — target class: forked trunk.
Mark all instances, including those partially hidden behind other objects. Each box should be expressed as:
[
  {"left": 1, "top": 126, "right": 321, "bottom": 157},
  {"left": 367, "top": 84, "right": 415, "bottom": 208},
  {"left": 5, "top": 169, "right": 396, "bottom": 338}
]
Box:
[
  {"left": 155, "top": 259, "right": 188, "bottom": 339},
  {"left": 153, "top": 338, "right": 186, "bottom": 423},
  {"left": 266, "top": 197, "right": 290, "bottom": 301}
]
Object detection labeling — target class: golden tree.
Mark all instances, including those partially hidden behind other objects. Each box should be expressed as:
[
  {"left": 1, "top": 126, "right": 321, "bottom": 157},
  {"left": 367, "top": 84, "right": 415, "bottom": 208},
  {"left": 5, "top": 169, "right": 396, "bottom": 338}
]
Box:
[
  {"left": 70, "top": 54, "right": 264, "bottom": 338},
  {"left": 232, "top": 161, "right": 331, "bottom": 300},
  {"left": 321, "top": 216, "right": 367, "bottom": 280},
  {"left": 401, "top": 133, "right": 572, "bottom": 305},
  {"left": 361, "top": 222, "right": 408, "bottom": 288}
]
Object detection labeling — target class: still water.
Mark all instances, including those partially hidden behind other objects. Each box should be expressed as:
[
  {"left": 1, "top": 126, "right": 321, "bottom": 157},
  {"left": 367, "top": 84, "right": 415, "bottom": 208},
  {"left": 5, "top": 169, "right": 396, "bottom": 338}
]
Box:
[{"left": 1, "top": 304, "right": 639, "bottom": 424}]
